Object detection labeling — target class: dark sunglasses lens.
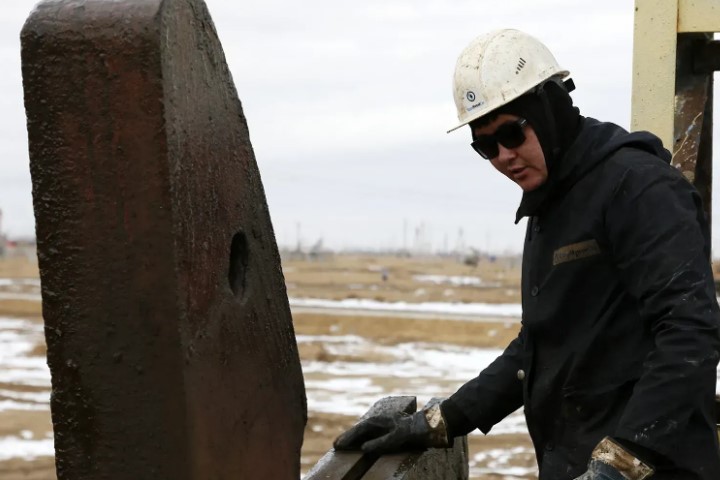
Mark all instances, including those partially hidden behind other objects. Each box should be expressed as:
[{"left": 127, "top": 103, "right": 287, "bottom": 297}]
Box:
[
  {"left": 470, "top": 119, "right": 526, "bottom": 159},
  {"left": 496, "top": 121, "right": 526, "bottom": 149},
  {"left": 471, "top": 137, "right": 497, "bottom": 159}
]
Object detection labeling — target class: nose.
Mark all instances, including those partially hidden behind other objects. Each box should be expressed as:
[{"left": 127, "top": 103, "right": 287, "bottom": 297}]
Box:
[{"left": 495, "top": 142, "right": 517, "bottom": 164}]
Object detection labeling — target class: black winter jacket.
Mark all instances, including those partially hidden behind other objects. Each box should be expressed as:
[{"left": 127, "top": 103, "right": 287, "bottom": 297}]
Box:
[{"left": 443, "top": 118, "right": 720, "bottom": 479}]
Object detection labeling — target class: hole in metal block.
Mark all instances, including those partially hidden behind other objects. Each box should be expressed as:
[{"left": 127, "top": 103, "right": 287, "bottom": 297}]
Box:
[{"left": 229, "top": 231, "right": 249, "bottom": 299}]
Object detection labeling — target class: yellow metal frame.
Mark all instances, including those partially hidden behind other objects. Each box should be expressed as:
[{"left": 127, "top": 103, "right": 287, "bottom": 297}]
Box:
[
  {"left": 631, "top": 0, "right": 720, "bottom": 147},
  {"left": 679, "top": 0, "right": 720, "bottom": 32}
]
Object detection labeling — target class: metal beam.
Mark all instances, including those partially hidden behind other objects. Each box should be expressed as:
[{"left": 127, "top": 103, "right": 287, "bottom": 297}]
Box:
[
  {"left": 631, "top": 0, "right": 679, "bottom": 148},
  {"left": 673, "top": 34, "right": 714, "bottom": 222},
  {"left": 305, "top": 397, "right": 469, "bottom": 480},
  {"left": 679, "top": 0, "right": 720, "bottom": 32}
]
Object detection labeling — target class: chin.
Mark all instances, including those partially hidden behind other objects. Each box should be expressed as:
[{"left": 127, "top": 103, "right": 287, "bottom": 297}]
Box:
[
  {"left": 516, "top": 175, "right": 547, "bottom": 192},
  {"left": 518, "top": 181, "right": 543, "bottom": 192}
]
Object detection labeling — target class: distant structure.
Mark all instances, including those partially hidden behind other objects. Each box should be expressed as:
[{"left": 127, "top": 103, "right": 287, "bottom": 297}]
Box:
[
  {"left": 462, "top": 248, "right": 480, "bottom": 268},
  {"left": 281, "top": 236, "right": 333, "bottom": 262},
  {"left": 308, "top": 238, "right": 331, "bottom": 261}
]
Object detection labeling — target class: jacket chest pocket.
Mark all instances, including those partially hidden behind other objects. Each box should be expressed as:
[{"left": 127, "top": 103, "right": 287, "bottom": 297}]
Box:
[
  {"left": 552, "top": 239, "right": 602, "bottom": 266},
  {"left": 524, "top": 212, "right": 601, "bottom": 278},
  {"left": 523, "top": 238, "right": 606, "bottom": 319}
]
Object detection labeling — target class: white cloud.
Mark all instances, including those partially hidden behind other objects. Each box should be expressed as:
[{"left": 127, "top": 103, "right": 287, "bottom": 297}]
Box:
[{"left": 2, "top": 0, "right": 718, "bottom": 252}]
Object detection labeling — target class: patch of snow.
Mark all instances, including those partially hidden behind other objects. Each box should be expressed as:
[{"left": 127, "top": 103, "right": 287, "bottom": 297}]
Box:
[
  {"left": 0, "top": 278, "right": 41, "bottom": 287},
  {"left": 0, "top": 400, "right": 49, "bottom": 411},
  {"left": 0, "top": 389, "right": 50, "bottom": 404},
  {"left": 0, "top": 435, "right": 54, "bottom": 461},
  {"left": 413, "top": 274, "right": 501, "bottom": 288},
  {"left": 0, "top": 317, "right": 51, "bottom": 411},
  {"left": 289, "top": 297, "right": 523, "bottom": 318},
  {"left": 470, "top": 446, "right": 536, "bottom": 478},
  {"left": 0, "top": 292, "right": 42, "bottom": 301}
]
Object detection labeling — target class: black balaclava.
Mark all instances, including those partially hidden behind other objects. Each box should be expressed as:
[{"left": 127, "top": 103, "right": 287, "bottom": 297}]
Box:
[
  {"left": 471, "top": 79, "right": 582, "bottom": 221},
  {"left": 495, "top": 79, "right": 581, "bottom": 177}
]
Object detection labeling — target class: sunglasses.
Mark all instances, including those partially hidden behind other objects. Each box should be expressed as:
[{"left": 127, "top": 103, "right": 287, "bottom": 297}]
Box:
[{"left": 470, "top": 118, "right": 528, "bottom": 160}]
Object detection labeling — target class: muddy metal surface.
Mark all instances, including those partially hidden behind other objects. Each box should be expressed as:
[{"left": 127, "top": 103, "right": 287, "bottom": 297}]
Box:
[{"left": 21, "top": 0, "right": 305, "bottom": 478}]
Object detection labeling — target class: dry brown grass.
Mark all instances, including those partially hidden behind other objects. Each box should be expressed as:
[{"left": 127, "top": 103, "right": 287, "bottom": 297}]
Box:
[
  {"left": 0, "top": 257, "right": 42, "bottom": 317},
  {"left": 294, "top": 312, "right": 520, "bottom": 349},
  {"left": 283, "top": 254, "right": 522, "bottom": 304},
  {"left": 0, "top": 299, "right": 42, "bottom": 318},
  {"left": 0, "top": 257, "right": 39, "bottom": 278}
]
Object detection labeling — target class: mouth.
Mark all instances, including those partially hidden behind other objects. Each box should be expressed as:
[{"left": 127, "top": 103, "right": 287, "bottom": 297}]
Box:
[{"left": 509, "top": 166, "right": 527, "bottom": 178}]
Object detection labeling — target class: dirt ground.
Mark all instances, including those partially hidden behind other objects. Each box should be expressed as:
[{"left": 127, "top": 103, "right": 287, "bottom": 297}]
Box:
[
  {"left": 283, "top": 252, "right": 522, "bottom": 305},
  {"left": 0, "top": 253, "right": 535, "bottom": 479}
]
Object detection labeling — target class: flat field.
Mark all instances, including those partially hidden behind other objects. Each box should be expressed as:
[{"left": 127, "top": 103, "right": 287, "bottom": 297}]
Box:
[{"left": 0, "top": 253, "right": 535, "bottom": 479}]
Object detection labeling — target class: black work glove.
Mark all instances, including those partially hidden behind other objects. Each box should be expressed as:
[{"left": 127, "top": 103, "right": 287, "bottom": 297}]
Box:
[
  {"left": 333, "top": 403, "right": 449, "bottom": 454},
  {"left": 573, "top": 437, "right": 654, "bottom": 480}
]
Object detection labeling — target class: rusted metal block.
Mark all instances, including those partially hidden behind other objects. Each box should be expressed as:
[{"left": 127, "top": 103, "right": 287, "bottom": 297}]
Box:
[
  {"left": 305, "top": 397, "right": 468, "bottom": 480},
  {"left": 21, "top": 0, "right": 306, "bottom": 479}
]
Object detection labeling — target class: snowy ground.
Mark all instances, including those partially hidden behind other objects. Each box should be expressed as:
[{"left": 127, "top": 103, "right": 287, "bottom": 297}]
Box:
[
  {"left": 0, "top": 275, "right": 533, "bottom": 477},
  {"left": 0, "top": 314, "right": 529, "bottom": 467},
  {"left": 0, "top": 316, "right": 53, "bottom": 461},
  {"left": 2, "top": 273, "right": 719, "bottom": 479},
  {"left": 290, "top": 296, "right": 522, "bottom": 319}
]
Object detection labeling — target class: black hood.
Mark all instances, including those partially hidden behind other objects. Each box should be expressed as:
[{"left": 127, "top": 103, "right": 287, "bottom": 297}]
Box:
[
  {"left": 494, "top": 80, "right": 582, "bottom": 175},
  {"left": 514, "top": 117, "right": 671, "bottom": 223}
]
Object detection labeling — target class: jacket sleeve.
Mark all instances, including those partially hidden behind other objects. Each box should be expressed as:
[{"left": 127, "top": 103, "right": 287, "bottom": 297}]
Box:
[
  {"left": 441, "top": 327, "right": 525, "bottom": 436},
  {"left": 603, "top": 157, "right": 720, "bottom": 457}
]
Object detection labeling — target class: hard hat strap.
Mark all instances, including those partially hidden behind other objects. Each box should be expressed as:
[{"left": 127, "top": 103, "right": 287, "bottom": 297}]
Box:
[{"left": 564, "top": 78, "right": 576, "bottom": 93}]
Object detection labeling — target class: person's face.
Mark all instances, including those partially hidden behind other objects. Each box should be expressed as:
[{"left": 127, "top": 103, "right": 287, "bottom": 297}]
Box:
[{"left": 471, "top": 114, "right": 547, "bottom": 192}]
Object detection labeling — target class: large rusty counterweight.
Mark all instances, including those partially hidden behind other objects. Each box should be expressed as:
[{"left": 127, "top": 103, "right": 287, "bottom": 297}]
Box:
[{"left": 21, "top": 0, "right": 306, "bottom": 478}]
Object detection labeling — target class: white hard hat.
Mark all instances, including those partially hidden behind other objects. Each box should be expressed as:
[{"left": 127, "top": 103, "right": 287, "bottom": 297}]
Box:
[{"left": 448, "top": 29, "right": 569, "bottom": 133}]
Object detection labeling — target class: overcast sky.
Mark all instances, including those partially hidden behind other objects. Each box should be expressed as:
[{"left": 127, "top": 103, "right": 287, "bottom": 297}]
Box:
[{"left": 2, "top": 1, "right": 718, "bottom": 253}]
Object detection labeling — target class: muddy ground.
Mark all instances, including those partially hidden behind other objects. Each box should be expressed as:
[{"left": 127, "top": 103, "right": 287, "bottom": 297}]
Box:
[{"left": 0, "top": 254, "right": 536, "bottom": 479}]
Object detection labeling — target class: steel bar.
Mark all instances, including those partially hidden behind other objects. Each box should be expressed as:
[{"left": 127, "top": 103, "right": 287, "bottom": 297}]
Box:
[
  {"left": 674, "top": 34, "right": 714, "bottom": 226},
  {"left": 305, "top": 397, "right": 469, "bottom": 480}
]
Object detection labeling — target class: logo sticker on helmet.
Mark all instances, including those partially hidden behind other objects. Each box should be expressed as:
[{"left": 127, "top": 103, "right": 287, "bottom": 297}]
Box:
[{"left": 463, "top": 90, "right": 486, "bottom": 113}]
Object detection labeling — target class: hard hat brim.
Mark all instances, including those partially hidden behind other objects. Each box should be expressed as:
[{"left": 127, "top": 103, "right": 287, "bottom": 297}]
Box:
[{"left": 447, "top": 69, "right": 570, "bottom": 134}]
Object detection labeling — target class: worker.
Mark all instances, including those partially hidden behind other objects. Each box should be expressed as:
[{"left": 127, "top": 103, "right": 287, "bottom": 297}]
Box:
[{"left": 334, "top": 29, "right": 720, "bottom": 480}]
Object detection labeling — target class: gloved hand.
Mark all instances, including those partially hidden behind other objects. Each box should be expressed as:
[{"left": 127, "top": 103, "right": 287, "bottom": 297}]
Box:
[
  {"left": 574, "top": 460, "right": 632, "bottom": 480},
  {"left": 333, "top": 403, "right": 450, "bottom": 454},
  {"left": 573, "top": 437, "right": 654, "bottom": 480}
]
